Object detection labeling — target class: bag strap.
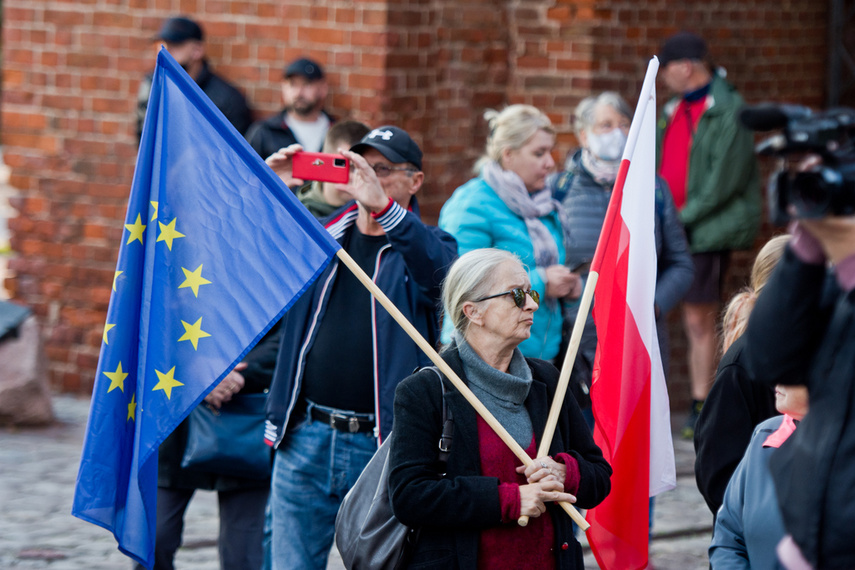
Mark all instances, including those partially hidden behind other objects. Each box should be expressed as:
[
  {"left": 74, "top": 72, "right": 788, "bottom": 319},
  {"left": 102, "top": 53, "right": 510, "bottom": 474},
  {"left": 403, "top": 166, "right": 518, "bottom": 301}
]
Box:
[{"left": 423, "top": 366, "right": 453, "bottom": 467}]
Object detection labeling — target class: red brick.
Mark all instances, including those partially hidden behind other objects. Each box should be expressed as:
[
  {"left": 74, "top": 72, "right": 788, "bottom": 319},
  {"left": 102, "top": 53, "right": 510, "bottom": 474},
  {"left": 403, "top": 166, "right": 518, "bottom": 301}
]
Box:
[
  {"left": 44, "top": 9, "right": 87, "bottom": 27},
  {"left": 2, "top": 111, "right": 48, "bottom": 130},
  {"left": 297, "top": 26, "right": 346, "bottom": 44},
  {"left": 92, "top": 11, "right": 135, "bottom": 28},
  {"left": 1, "top": 0, "right": 829, "bottom": 398}
]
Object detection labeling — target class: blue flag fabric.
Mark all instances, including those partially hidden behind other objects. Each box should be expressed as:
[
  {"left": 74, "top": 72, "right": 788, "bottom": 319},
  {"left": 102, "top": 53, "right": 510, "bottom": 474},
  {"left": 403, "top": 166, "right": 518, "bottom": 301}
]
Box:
[{"left": 72, "top": 49, "right": 340, "bottom": 568}]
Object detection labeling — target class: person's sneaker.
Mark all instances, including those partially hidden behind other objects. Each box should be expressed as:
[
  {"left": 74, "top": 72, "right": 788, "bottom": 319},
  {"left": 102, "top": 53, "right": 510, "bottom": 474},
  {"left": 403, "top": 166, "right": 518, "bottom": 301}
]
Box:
[{"left": 681, "top": 399, "right": 704, "bottom": 440}]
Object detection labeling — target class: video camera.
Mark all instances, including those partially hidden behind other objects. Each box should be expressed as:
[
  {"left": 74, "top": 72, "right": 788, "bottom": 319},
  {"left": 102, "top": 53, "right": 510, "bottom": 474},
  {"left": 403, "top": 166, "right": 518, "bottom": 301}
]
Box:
[{"left": 740, "top": 103, "right": 855, "bottom": 225}]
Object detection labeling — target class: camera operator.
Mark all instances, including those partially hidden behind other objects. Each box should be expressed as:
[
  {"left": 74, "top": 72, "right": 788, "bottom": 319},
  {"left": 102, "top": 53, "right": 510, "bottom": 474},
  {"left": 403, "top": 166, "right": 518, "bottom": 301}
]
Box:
[{"left": 742, "top": 106, "right": 855, "bottom": 568}]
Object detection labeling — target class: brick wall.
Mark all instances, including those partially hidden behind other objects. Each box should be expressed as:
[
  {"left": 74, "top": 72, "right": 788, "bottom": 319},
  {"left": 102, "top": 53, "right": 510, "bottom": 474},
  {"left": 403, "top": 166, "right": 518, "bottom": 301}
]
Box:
[{"left": 1, "top": 0, "right": 828, "bottom": 395}]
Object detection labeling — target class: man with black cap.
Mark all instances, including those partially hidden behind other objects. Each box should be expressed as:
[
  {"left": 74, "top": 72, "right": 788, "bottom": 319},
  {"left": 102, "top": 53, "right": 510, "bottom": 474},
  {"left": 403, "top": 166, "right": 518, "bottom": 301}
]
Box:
[
  {"left": 262, "top": 126, "right": 457, "bottom": 570},
  {"left": 656, "top": 31, "right": 760, "bottom": 439},
  {"left": 136, "top": 16, "right": 253, "bottom": 140},
  {"left": 245, "top": 57, "right": 335, "bottom": 160}
]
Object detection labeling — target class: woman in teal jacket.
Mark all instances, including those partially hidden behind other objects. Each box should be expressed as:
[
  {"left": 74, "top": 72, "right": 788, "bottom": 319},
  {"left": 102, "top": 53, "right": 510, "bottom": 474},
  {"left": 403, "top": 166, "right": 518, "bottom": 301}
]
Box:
[{"left": 439, "top": 105, "right": 579, "bottom": 361}]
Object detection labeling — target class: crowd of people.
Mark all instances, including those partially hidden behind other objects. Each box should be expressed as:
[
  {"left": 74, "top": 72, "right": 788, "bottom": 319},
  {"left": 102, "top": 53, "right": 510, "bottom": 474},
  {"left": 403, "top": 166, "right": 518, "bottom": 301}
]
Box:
[{"left": 135, "top": 15, "right": 855, "bottom": 570}]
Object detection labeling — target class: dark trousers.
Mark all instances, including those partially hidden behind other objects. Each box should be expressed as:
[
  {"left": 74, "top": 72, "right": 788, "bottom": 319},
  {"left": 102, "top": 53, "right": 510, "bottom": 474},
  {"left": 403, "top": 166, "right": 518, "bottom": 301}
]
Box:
[{"left": 134, "top": 486, "right": 269, "bottom": 570}]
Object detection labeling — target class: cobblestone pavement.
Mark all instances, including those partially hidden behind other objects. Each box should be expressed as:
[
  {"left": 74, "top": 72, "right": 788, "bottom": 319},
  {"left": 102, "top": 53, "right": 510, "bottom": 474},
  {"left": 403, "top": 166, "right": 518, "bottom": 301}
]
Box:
[{"left": 0, "top": 395, "right": 712, "bottom": 569}]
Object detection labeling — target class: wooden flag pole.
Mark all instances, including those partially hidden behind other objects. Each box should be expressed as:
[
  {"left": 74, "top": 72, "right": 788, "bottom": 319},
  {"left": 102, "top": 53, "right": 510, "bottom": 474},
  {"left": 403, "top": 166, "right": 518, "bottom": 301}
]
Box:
[
  {"left": 335, "top": 249, "right": 588, "bottom": 529},
  {"left": 516, "top": 272, "right": 598, "bottom": 528}
]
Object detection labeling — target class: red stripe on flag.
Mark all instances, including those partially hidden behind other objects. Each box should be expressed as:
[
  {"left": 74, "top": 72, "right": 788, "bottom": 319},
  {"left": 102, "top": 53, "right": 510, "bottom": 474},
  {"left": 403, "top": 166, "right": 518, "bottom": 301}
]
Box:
[
  {"left": 590, "top": 159, "right": 630, "bottom": 275},
  {"left": 587, "top": 213, "right": 652, "bottom": 570}
]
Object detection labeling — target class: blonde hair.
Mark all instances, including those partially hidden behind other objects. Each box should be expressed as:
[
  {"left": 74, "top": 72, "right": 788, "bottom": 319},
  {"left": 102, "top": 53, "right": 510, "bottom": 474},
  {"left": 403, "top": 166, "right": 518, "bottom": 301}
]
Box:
[
  {"left": 721, "top": 235, "right": 791, "bottom": 352},
  {"left": 475, "top": 104, "right": 554, "bottom": 173},
  {"left": 442, "top": 248, "right": 523, "bottom": 337}
]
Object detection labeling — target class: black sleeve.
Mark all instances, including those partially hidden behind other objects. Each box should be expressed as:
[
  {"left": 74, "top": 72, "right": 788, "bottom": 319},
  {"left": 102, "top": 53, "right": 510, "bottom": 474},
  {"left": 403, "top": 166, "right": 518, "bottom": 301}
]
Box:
[
  {"left": 135, "top": 74, "right": 153, "bottom": 141},
  {"left": 389, "top": 373, "right": 504, "bottom": 529},
  {"left": 240, "top": 321, "right": 282, "bottom": 392},
  {"left": 693, "top": 341, "right": 776, "bottom": 515},
  {"left": 743, "top": 247, "right": 830, "bottom": 387},
  {"left": 244, "top": 121, "right": 268, "bottom": 159}
]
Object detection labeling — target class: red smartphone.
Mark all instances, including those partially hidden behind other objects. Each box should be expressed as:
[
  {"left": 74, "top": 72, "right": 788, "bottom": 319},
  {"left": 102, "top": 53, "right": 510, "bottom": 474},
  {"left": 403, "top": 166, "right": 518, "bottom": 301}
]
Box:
[{"left": 291, "top": 152, "right": 350, "bottom": 184}]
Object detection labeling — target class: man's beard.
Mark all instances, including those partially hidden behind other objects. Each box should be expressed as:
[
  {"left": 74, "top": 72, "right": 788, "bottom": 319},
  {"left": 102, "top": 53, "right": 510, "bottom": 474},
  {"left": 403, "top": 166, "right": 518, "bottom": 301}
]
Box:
[{"left": 291, "top": 98, "right": 319, "bottom": 117}]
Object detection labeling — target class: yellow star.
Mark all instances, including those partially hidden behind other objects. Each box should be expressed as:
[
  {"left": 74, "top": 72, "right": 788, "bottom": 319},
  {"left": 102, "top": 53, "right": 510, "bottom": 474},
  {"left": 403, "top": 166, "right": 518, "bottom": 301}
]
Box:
[
  {"left": 103, "top": 323, "right": 116, "bottom": 345},
  {"left": 178, "top": 317, "right": 212, "bottom": 350},
  {"left": 103, "top": 362, "right": 128, "bottom": 393},
  {"left": 150, "top": 201, "right": 159, "bottom": 221},
  {"left": 112, "top": 271, "right": 123, "bottom": 292},
  {"left": 156, "top": 218, "right": 185, "bottom": 251},
  {"left": 124, "top": 214, "right": 147, "bottom": 245},
  {"left": 178, "top": 264, "right": 212, "bottom": 298},
  {"left": 127, "top": 394, "right": 136, "bottom": 422},
  {"left": 152, "top": 366, "right": 184, "bottom": 399}
]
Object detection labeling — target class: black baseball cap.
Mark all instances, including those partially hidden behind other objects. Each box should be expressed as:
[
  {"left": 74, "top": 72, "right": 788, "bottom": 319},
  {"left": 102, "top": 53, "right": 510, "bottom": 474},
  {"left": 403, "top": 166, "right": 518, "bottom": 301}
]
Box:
[
  {"left": 155, "top": 17, "right": 204, "bottom": 43},
  {"left": 350, "top": 126, "right": 423, "bottom": 171},
  {"left": 659, "top": 31, "right": 708, "bottom": 67},
  {"left": 284, "top": 58, "right": 325, "bottom": 81}
]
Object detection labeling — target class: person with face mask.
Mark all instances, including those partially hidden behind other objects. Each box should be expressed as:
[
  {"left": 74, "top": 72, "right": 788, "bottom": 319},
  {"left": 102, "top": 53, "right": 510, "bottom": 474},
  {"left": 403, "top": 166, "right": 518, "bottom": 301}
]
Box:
[{"left": 554, "top": 91, "right": 694, "bottom": 428}]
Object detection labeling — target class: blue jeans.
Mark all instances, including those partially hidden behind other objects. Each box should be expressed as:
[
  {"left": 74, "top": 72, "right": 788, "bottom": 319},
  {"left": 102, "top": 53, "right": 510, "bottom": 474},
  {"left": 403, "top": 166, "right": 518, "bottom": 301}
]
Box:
[{"left": 270, "top": 404, "right": 377, "bottom": 570}]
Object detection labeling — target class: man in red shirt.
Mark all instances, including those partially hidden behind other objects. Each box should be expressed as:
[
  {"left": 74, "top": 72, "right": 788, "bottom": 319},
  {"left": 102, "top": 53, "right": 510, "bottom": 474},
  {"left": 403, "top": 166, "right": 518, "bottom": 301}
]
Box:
[{"left": 657, "top": 32, "right": 761, "bottom": 439}]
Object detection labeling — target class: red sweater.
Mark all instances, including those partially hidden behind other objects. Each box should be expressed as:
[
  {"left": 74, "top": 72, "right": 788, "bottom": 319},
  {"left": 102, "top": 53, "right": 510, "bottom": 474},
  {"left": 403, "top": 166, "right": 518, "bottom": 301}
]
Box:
[
  {"left": 476, "top": 415, "right": 581, "bottom": 570},
  {"left": 660, "top": 96, "right": 707, "bottom": 211}
]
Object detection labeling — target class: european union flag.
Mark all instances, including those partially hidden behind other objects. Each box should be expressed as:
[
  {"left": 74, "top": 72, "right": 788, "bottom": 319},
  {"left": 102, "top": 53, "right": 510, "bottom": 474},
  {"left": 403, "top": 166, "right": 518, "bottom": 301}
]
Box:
[{"left": 72, "top": 49, "right": 340, "bottom": 568}]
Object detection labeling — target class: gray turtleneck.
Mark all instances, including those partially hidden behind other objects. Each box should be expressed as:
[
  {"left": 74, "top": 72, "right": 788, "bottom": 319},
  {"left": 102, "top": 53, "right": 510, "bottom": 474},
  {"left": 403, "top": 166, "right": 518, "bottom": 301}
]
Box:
[{"left": 453, "top": 331, "right": 534, "bottom": 448}]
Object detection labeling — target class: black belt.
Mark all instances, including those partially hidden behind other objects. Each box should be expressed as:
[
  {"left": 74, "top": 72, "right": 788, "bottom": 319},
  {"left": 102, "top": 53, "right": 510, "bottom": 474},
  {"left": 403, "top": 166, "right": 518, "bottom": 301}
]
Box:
[{"left": 310, "top": 406, "right": 375, "bottom": 434}]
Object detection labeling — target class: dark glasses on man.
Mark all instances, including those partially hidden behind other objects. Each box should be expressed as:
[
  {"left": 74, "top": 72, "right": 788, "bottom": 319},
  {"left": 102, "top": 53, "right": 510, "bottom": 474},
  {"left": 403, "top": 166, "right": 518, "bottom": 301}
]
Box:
[
  {"left": 474, "top": 288, "right": 540, "bottom": 308},
  {"left": 370, "top": 163, "right": 418, "bottom": 178}
]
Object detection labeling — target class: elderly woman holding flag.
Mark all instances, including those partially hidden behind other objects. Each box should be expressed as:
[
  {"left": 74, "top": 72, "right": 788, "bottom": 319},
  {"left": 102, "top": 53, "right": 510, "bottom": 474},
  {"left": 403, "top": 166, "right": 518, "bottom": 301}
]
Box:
[{"left": 388, "top": 248, "right": 611, "bottom": 569}]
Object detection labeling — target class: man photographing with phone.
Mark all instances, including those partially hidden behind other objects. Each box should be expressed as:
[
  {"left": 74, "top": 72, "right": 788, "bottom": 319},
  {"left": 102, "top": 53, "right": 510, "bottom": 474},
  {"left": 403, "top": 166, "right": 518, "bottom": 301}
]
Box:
[
  {"left": 741, "top": 105, "right": 855, "bottom": 569},
  {"left": 294, "top": 120, "right": 369, "bottom": 218},
  {"left": 262, "top": 126, "right": 457, "bottom": 569}
]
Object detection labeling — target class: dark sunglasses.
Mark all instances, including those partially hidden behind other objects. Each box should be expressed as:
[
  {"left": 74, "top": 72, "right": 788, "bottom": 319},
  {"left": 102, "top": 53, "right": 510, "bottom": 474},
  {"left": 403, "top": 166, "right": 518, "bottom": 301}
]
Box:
[{"left": 474, "top": 288, "right": 540, "bottom": 308}]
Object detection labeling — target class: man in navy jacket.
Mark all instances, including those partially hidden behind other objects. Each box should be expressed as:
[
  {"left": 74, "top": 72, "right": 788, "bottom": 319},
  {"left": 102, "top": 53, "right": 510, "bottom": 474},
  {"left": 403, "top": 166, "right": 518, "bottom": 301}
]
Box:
[{"left": 263, "top": 126, "right": 457, "bottom": 570}]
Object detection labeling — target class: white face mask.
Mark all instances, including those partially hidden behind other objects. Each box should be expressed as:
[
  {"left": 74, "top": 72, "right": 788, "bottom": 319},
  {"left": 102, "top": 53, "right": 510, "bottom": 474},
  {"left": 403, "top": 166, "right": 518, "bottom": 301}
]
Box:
[{"left": 586, "top": 128, "right": 628, "bottom": 162}]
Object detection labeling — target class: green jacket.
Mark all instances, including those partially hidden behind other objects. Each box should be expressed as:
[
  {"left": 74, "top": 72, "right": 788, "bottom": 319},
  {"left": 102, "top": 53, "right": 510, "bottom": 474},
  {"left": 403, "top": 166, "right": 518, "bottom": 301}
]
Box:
[
  {"left": 297, "top": 181, "right": 338, "bottom": 219},
  {"left": 657, "top": 74, "right": 761, "bottom": 252}
]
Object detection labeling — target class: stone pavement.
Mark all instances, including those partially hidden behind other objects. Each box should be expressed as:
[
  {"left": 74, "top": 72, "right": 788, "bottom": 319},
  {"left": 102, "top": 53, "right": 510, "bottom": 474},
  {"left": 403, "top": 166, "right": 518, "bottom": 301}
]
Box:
[{"left": 0, "top": 395, "right": 713, "bottom": 569}]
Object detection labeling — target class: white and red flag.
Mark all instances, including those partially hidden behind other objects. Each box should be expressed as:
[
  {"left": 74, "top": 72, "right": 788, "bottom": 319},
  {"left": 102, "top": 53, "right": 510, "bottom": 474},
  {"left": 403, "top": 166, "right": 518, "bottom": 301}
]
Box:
[{"left": 586, "top": 57, "right": 676, "bottom": 570}]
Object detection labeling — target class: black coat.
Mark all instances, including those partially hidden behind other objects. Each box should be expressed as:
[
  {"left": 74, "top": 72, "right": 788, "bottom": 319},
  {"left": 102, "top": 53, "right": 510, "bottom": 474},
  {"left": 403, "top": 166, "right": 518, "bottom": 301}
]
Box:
[
  {"left": 693, "top": 334, "right": 777, "bottom": 516},
  {"left": 136, "top": 61, "right": 253, "bottom": 140},
  {"left": 157, "top": 323, "right": 280, "bottom": 492},
  {"left": 245, "top": 109, "right": 336, "bottom": 159},
  {"left": 388, "top": 347, "right": 612, "bottom": 569},
  {"left": 744, "top": 247, "right": 855, "bottom": 569}
]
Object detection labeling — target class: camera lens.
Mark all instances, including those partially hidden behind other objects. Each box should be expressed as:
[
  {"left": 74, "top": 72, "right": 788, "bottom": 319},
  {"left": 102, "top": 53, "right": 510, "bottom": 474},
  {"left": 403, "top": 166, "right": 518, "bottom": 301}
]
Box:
[
  {"left": 334, "top": 158, "right": 346, "bottom": 168},
  {"left": 792, "top": 167, "right": 840, "bottom": 218}
]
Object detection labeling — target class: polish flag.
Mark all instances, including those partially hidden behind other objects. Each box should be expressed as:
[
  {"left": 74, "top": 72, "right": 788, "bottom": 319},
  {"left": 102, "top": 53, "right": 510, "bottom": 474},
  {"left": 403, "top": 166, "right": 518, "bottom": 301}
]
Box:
[{"left": 586, "top": 58, "right": 676, "bottom": 570}]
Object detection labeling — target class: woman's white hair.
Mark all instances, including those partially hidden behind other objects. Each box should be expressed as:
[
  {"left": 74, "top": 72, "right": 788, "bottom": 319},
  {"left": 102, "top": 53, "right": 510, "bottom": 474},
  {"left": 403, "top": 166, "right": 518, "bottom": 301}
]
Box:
[
  {"left": 572, "top": 91, "right": 632, "bottom": 136},
  {"left": 442, "top": 248, "right": 524, "bottom": 337},
  {"left": 475, "top": 104, "right": 554, "bottom": 173}
]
